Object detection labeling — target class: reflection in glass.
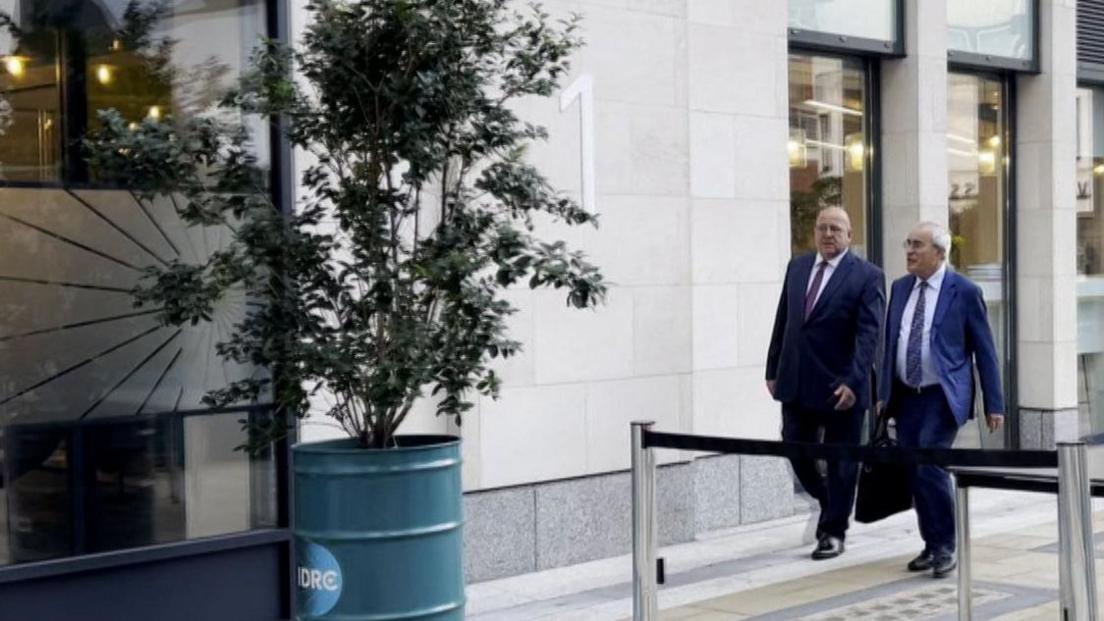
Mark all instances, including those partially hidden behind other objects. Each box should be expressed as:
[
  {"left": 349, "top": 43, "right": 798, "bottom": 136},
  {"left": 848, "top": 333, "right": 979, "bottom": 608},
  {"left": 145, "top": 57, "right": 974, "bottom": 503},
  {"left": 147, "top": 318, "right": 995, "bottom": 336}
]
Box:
[
  {"left": 0, "top": 1, "right": 61, "bottom": 182},
  {"left": 788, "top": 53, "right": 869, "bottom": 259},
  {"left": 0, "top": 0, "right": 270, "bottom": 183},
  {"left": 947, "top": 0, "right": 1034, "bottom": 62},
  {"left": 947, "top": 72, "right": 1008, "bottom": 449},
  {"left": 1075, "top": 88, "right": 1104, "bottom": 438},
  {"left": 81, "top": 0, "right": 269, "bottom": 164},
  {"left": 0, "top": 186, "right": 275, "bottom": 566},
  {"left": 0, "top": 0, "right": 275, "bottom": 567},
  {"left": 789, "top": 0, "right": 897, "bottom": 43}
]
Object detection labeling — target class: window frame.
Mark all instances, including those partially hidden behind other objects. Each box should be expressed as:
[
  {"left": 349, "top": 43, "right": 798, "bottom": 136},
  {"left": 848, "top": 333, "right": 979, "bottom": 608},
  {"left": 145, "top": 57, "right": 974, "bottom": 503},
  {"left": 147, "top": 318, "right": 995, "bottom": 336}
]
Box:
[
  {"left": 947, "top": 0, "right": 1041, "bottom": 74},
  {"left": 0, "top": 0, "right": 293, "bottom": 592},
  {"left": 787, "top": 46, "right": 885, "bottom": 267},
  {"left": 0, "top": 0, "right": 281, "bottom": 189},
  {"left": 1071, "top": 80, "right": 1104, "bottom": 439},
  {"left": 945, "top": 68, "right": 1020, "bottom": 448},
  {"left": 788, "top": 0, "right": 905, "bottom": 58}
]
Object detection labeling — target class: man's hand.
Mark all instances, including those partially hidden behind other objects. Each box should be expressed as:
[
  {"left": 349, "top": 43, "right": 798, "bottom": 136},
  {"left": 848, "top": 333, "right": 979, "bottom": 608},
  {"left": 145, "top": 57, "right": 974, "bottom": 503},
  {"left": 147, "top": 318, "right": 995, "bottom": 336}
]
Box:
[
  {"left": 985, "top": 413, "right": 1004, "bottom": 433},
  {"left": 832, "top": 384, "right": 856, "bottom": 411},
  {"left": 875, "top": 400, "right": 885, "bottom": 417},
  {"left": 766, "top": 380, "right": 776, "bottom": 398}
]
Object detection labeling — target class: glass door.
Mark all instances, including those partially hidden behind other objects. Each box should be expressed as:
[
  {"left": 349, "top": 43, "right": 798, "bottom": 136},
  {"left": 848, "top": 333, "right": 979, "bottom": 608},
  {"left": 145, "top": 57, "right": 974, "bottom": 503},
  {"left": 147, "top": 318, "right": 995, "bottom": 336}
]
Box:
[{"left": 946, "top": 71, "right": 1011, "bottom": 449}]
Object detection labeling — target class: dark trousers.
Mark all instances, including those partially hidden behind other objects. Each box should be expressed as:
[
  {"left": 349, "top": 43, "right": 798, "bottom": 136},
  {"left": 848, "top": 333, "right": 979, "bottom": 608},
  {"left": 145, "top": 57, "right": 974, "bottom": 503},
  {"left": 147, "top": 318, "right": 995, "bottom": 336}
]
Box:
[
  {"left": 781, "top": 403, "right": 864, "bottom": 539},
  {"left": 891, "top": 381, "right": 960, "bottom": 555}
]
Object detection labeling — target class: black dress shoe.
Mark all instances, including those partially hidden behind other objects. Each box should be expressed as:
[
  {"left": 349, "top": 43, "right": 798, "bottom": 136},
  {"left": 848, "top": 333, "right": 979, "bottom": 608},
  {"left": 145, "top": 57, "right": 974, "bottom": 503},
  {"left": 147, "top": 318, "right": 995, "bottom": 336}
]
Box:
[
  {"left": 931, "top": 554, "right": 957, "bottom": 578},
  {"left": 811, "top": 536, "right": 845, "bottom": 560},
  {"left": 907, "top": 550, "right": 934, "bottom": 572}
]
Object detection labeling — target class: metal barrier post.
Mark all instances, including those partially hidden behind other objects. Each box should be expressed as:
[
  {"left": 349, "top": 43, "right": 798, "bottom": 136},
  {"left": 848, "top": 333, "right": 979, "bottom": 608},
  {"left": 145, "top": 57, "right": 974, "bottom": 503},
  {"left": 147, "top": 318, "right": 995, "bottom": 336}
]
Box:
[
  {"left": 1057, "top": 442, "right": 1097, "bottom": 621},
  {"left": 954, "top": 477, "right": 972, "bottom": 621},
  {"left": 632, "top": 421, "right": 658, "bottom": 621}
]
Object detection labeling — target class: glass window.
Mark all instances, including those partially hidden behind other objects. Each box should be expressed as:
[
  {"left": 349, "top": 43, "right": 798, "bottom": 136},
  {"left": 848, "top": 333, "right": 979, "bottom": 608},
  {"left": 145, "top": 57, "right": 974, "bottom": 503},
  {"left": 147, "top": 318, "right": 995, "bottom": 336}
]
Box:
[
  {"left": 947, "top": 72, "right": 1009, "bottom": 449},
  {"left": 789, "top": 0, "right": 897, "bottom": 43},
  {"left": 1075, "top": 87, "right": 1104, "bottom": 437},
  {"left": 0, "top": 0, "right": 269, "bottom": 183},
  {"left": 948, "top": 0, "right": 1035, "bottom": 62},
  {"left": 0, "top": 7, "right": 61, "bottom": 182},
  {"left": 788, "top": 53, "right": 871, "bottom": 259},
  {"left": 0, "top": 0, "right": 276, "bottom": 567}
]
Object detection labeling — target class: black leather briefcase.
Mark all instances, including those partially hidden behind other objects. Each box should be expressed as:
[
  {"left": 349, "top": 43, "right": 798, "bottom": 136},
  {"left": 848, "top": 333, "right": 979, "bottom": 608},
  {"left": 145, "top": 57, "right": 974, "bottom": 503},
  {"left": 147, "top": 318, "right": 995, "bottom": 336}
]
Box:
[{"left": 854, "top": 413, "right": 913, "bottom": 524}]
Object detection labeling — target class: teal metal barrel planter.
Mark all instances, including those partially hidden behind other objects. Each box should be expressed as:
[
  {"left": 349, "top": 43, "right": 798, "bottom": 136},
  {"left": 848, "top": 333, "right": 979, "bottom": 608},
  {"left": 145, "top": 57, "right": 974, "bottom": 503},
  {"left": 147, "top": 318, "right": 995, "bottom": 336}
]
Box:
[{"left": 293, "top": 436, "right": 464, "bottom": 620}]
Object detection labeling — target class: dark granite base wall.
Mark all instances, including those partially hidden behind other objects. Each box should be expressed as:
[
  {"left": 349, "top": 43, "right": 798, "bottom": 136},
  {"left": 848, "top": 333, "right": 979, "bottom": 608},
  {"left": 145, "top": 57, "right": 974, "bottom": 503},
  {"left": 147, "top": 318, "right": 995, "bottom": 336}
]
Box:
[
  {"left": 464, "top": 454, "right": 794, "bottom": 583},
  {"left": 1018, "top": 407, "right": 1079, "bottom": 449}
]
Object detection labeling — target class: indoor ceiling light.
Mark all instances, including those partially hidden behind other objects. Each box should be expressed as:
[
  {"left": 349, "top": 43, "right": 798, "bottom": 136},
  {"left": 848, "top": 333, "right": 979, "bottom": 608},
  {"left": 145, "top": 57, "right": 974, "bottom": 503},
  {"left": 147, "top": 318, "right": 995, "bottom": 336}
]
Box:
[
  {"left": 96, "top": 64, "right": 113, "bottom": 85},
  {"left": 788, "top": 128, "right": 808, "bottom": 169},
  {"left": 3, "top": 55, "right": 27, "bottom": 78},
  {"left": 806, "top": 139, "right": 845, "bottom": 151},
  {"left": 846, "top": 134, "right": 864, "bottom": 172},
  {"left": 802, "top": 100, "right": 863, "bottom": 117},
  {"left": 147, "top": 106, "right": 162, "bottom": 120},
  {"left": 978, "top": 150, "right": 996, "bottom": 174}
]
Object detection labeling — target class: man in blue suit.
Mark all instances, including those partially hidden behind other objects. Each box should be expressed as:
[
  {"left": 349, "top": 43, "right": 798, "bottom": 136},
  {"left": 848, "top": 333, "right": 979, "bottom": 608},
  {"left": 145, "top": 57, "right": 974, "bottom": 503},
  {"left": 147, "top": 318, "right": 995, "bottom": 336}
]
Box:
[
  {"left": 766, "top": 207, "right": 885, "bottom": 560},
  {"left": 878, "top": 221, "right": 1004, "bottom": 578}
]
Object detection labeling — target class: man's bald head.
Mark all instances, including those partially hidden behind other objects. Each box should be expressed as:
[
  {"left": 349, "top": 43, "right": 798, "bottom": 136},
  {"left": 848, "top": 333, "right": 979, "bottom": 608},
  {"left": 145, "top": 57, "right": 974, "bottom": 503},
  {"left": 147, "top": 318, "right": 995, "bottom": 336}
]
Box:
[
  {"left": 814, "top": 207, "right": 852, "bottom": 259},
  {"left": 818, "top": 207, "right": 852, "bottom": 228}
]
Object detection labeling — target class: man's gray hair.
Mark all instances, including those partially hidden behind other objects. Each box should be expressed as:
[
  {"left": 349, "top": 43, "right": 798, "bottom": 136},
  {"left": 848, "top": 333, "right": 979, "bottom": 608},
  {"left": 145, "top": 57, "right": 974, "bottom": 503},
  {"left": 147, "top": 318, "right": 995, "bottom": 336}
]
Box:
[{"left": 918, "top": 221, "right": 952, "bottom": 255}]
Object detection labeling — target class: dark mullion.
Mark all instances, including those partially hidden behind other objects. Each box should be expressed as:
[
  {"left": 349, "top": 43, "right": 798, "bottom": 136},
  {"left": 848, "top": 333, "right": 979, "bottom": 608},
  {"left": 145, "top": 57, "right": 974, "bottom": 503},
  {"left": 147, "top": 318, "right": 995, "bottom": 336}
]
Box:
[
  {"left": 865, "top": 58, "right": 883, "bottom": 269},
  {"left": 1005, "top": 75, "right": 1020, "bottom": 449},
  {"left": 59, "top": 28, "right": 88, "bottom": 184},
  {"left": 266, "top": 5, "right": 294, "bottom": 620}
]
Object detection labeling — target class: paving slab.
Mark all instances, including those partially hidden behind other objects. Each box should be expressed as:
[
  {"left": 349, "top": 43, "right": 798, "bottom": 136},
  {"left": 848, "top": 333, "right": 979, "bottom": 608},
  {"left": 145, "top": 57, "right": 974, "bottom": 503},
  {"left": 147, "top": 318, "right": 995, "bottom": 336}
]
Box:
[{"left": 468, "top": 490, "right": 1104, "bottom": 620}]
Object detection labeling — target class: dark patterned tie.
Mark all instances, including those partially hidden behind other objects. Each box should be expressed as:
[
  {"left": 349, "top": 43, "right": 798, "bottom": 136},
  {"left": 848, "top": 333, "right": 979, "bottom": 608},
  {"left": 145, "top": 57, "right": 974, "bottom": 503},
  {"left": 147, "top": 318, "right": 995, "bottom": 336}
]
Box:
[
  {"left": 804, "top": 261, "right": 828, "bottom": 320},
  {"left": 906, "top": 280, "right": 928, "bottom": 386}
]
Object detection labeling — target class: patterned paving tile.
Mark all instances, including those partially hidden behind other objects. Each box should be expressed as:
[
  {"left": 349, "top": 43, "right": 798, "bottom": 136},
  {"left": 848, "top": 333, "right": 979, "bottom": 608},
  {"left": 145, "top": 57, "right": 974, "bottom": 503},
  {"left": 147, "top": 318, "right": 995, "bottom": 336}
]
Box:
[{"left": 741, "top": 579, "right": 1055, "bottom": 621}]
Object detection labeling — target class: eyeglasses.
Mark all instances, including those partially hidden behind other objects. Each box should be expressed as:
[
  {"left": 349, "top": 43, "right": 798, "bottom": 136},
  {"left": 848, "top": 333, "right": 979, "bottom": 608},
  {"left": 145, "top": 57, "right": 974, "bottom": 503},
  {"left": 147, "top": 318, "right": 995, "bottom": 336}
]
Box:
[{"left": 902, "top": 239, "right": 928, "bottom": 250}]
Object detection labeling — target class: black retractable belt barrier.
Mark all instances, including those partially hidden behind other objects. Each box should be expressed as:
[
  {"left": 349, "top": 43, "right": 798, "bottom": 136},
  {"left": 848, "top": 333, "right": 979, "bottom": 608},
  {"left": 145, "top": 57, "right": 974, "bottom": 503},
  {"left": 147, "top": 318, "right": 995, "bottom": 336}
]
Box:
[
  {"left": 631, "top": 424, "right": 1098, "bottom": 621},
  {"left": 643, "top": 431, "right": 1059, "bottom": 469}
]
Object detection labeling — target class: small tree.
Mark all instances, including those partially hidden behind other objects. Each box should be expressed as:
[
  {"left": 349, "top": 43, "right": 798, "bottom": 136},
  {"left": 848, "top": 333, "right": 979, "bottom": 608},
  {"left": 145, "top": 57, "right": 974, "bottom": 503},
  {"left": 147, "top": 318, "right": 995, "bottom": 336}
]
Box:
[{"left": 85, "top": 0, "right": 606, "bottom": 449}]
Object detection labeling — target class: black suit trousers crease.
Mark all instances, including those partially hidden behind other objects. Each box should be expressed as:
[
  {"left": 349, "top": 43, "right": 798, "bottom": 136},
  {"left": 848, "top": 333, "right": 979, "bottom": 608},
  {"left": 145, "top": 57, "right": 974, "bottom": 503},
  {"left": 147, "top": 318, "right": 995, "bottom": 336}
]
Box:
[{"left": 781, "top": 403, "right": 865, "bottom": 540}]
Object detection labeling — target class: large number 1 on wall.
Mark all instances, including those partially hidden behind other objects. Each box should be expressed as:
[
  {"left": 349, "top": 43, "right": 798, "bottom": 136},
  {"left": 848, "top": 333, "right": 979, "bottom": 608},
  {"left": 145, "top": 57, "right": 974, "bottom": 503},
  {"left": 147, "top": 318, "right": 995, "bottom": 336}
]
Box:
[{"left": 559, "top": 74, "right": 595, "bottom": 213}]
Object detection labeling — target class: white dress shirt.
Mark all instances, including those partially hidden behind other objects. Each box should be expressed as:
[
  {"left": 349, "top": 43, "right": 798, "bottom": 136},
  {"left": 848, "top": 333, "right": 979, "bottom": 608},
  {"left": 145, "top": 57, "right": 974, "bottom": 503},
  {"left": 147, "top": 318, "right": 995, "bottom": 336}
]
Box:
[
  {"left": 805, "top": 249, "right": 848, "bottom": 309},
  {"left": 896, "top": 262, "right": 947, "bottom": 388}
]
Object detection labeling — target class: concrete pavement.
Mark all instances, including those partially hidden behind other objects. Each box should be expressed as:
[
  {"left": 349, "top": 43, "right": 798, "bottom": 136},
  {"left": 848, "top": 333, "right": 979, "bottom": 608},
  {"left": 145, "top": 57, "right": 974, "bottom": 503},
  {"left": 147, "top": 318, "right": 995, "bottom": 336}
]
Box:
[{"left": 467, "top": 489, "right": 1101, "bottom": 620}]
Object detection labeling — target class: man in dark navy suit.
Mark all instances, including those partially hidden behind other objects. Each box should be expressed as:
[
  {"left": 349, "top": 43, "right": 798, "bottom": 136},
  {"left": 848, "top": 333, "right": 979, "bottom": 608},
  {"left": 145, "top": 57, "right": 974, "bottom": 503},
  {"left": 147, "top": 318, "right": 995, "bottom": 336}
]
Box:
[
  {"left": 766, "top": 206, "right": 885, "bottom": 560},
  {"left": 878, "top": 222, "right": 1004, "bottom": 578}
]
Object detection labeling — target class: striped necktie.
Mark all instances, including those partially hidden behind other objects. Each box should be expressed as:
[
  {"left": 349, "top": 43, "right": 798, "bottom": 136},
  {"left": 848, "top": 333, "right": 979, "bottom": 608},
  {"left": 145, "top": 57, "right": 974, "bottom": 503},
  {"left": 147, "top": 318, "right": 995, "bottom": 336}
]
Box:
[
  {"left": 804, "top": 261, "right": 828, "bottom": 320},
  {"left": 905, "top": 280, "right": 928, "bottom": 387}
]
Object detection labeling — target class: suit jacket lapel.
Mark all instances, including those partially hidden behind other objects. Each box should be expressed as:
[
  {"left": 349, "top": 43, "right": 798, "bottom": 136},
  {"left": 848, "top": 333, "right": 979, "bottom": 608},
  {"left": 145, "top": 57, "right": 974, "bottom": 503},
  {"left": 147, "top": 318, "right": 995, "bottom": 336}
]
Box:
[
  {"left": 887, "top": 277, "right": 911, "bottom": 358},
  {"left": 932, "top": 269, "right": 958, "bottom": 330},
  {"left": 791, "top": 253, "right": 815, "bottom": 316},
  {"left": 806, "top": 252, "right": 854, "bottom": 322}
]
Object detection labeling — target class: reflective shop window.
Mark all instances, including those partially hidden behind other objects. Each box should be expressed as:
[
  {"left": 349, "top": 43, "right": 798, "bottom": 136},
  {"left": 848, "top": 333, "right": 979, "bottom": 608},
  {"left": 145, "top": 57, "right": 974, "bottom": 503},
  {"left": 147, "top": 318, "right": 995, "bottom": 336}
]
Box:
[
  {"left": 0, "top": 0, "right": 275, "bottom": 567},
  {"left": 0, "top": 7, "right": 59, "bottom": 182},
  {"left": 1075, "top": 87, "right": 1104, "bottom": 437},
  {"left": 789, "top": 0, "right": 897, "bottom": 44},
  {"left": 788, "top": 53, "right": 870, "bottom": 259},
  {"left": 946, "top": 72, "right": 1009, "bottom": 449},
  {"left": 948, "top": 0, "right": 1035, "bottom": 62}
]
